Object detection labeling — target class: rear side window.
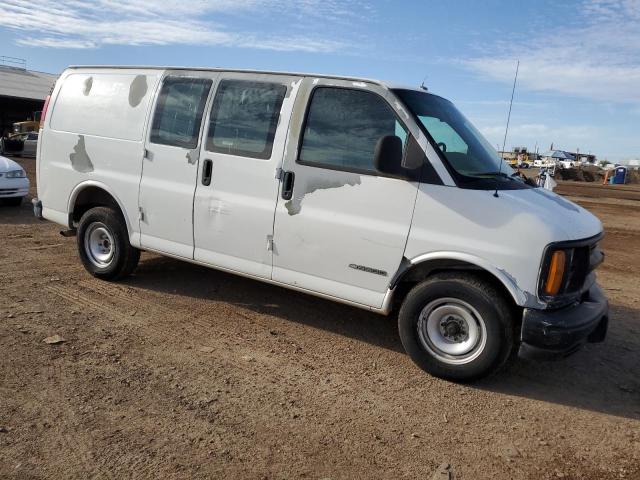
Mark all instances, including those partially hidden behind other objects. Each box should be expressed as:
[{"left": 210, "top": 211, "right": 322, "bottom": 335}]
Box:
[
  {"left": 299, "top": 87, "right": 405, "bottom": 173},
  {"left": 206, "top": 80, "right": 286, "bottom": 159},
  {"left": 150, "top": 77, "right": 212, "bottom": 149}
]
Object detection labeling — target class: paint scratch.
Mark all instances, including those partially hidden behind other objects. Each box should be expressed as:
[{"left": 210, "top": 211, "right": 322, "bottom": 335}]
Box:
[
  {"left": 69, "top": 135, "right": 94, "bottom": 173},
  {"left": 285, "top": 176, "right": 361, "bottom": 215},
  {"left": 128, "top": 75, "right": 148, "bottom": 107},
  {"left": 83, "top": 76, "right": 93, "bottom": 96},
  {"left": 498, "top": 267, "right": 546, "bottom": 308}
]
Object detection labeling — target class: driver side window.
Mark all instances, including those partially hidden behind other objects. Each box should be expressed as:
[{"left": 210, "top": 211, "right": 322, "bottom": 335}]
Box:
[{"left": 298, "top": 87, "right": 407, "bottom": 174}]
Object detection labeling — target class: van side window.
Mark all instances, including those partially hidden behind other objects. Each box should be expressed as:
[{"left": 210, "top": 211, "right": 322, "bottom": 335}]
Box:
[
  {"left": 206, "top": 80, "right": 286, "bottom": 160},
  {"left": 150, "top": 77, "right": 212, "bottom": 149},
  {"left": 298, "top": 87, "right": 406, "bottom": 174}
]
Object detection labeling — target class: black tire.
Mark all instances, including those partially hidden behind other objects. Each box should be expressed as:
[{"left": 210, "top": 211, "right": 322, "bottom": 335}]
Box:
[
  {"left": 398, "top": 272, "right": 515, "bottom": 382},
  {"left": 3, "top": 197, "right": 23, "bottom": 206},
  {"left": 77, "top": 206, "right": 140, "bottom": 280}
]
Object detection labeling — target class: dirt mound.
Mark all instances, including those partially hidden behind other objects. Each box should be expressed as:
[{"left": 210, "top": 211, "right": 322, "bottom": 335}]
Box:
[
  {"left": 556, "top": 166, "right": 604, "bottom": 182},
  {"left": 627, "top": 168, "right": 640, "bottom": 184},
  {"left": 558, "top": 165, "right": 640, "bottom": 184}
]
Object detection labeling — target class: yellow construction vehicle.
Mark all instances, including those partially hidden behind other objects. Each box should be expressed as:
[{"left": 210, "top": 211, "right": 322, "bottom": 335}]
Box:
[{"left": 12, "top": 111, "right": 42, "bottom": 134}]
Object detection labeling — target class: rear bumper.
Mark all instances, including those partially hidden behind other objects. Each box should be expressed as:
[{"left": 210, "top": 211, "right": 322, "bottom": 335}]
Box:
[
  {"left": 32, "top": 198, "right": 43, "bottom": 218},
  {"left": 518, "top": 283, "right": 609, "bottom": 361}
]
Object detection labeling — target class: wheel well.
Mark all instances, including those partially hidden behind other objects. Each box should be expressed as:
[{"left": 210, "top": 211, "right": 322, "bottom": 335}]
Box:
[
  {"left": 391, "top": 258, "right": 520, "bottom": 314},
  {"left": 71, "top": 186, "right": 122, "bottom": 226}
]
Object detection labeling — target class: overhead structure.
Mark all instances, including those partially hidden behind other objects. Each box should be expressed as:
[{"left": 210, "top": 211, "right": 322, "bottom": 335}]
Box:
[{"left": 0, "top": 63, "right": 57, "bottom": 136}]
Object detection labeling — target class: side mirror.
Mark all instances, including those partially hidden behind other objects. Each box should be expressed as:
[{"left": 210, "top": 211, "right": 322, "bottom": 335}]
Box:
[{"left": 374, "top": 135, "right": 403, "bottom": 176}]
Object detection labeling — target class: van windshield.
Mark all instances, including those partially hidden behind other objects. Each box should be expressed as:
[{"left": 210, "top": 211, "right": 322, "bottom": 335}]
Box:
[{"left": 394, "top": 89, "right": 513, "bottom": 182}]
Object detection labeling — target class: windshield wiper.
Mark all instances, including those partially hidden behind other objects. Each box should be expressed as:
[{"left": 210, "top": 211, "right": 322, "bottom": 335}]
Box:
[
  {"left": 475, "top": 171, "right": 510, "bottom": 177},
  {"left": 465, "top": 171, "right": 522, "bottom": 183}
]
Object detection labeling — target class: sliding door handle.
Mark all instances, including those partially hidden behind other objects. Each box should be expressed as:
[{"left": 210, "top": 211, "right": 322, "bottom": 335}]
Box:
[
  {"left": 202, "top": 159, "right": 213, "bottom": 186},
  {"left": 281, "top": 171, "right": 295, "bottom": 200}
]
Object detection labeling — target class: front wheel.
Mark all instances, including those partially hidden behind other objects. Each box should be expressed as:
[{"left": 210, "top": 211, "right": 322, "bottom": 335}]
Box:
[
  {"left": 398, "top": 272, "right": 514, "bottom": 381},
  {"left": 77, "top": 206, "right": 140, "bottom": 280}
]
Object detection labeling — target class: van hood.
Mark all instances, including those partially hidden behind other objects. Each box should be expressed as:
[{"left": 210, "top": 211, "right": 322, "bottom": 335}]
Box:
[
  {"left": 0, "top": 155, "right": 23, "bottom": 173},
  {"left": 500, "top": 187, "right": 602, "bottom": 241}
]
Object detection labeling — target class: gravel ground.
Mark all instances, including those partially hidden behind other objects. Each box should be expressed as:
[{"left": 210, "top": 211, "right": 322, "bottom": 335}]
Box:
[{"left": 1, "top": 157, "right": 639, "bottom": 479}]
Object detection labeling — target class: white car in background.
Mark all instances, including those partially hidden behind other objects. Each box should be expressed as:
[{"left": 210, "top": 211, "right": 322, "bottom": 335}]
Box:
[{"left": 0, "top": 155, "right": 29, "bottom": 206}]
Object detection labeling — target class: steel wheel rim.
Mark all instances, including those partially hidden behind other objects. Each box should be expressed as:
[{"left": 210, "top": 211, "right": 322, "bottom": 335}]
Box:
[
  {"left": 84, "top": 222, "right": 115, "bottom": 268},
  {"left": 417, "top": 297, "right": 487, "bottom": 365}
]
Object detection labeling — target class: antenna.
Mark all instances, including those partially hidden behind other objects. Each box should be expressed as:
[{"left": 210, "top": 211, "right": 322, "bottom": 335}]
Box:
[
  {"left": 494, "top": 59, "right": 520, "bottom": 198},
  {"left": 420, "top": 75, "right": 429, "bottom": 91}
]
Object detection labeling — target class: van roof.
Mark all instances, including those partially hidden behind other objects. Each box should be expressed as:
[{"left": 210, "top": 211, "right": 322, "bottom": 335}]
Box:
[{"left": 66, "top": 65, "right": 427, "bottom": 92}]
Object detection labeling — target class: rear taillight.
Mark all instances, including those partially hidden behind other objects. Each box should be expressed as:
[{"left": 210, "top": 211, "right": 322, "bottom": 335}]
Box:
[{"left": 40, "top": 94, "right": 51, "bottom": 126}]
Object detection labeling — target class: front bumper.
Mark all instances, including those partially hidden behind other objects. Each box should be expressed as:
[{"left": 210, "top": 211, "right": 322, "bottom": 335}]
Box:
[
  {"left": 518, "top": 283, "right": 609, "bottom": 360},
  {"left": 0, "top": 175, "right": 29, "bottom": 198}
]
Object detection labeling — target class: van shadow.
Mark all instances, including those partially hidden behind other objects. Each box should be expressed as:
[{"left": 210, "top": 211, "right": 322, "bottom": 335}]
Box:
[
  {"left": 128, "top": 254, "right": 403, "bottom": 353},
  {"left": 127, "top": 255, "right": 640, "bottom": 421},
  {"left": 476, "top": 303, "right": 640, "bottom": 420}
]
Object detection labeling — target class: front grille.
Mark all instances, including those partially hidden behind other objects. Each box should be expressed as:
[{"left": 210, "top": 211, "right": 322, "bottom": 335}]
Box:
[
  {"left": 0, "top": 188, "right": 20, "bottom": 196},
  {"left": 565, "top": 245, "right": 591, "bottom": 293}
]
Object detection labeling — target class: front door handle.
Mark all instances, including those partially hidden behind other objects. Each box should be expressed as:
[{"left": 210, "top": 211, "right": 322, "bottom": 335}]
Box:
[
  {"left": 281, "top": 171, "right": 295, "bottom": 200},
  {"left": 202, "top": 159, "right": 213, "bottom": 186}
]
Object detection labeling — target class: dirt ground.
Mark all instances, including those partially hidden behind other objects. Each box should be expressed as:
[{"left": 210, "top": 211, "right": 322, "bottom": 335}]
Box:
[{"left": 1, "top": 157, "right": 639, "bottom": 480}]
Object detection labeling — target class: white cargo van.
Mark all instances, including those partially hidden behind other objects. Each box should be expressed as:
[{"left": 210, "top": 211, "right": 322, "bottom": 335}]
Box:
[{"left": 33, "top": 66, "right": 608, "bottom": 380}]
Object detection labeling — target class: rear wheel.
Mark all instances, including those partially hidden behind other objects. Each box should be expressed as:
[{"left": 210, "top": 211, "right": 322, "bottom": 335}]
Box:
[
  {"left": 77, "top": 206, "right": 140, "bottom": 280},
  {"left": 398, "top": 272, "right": 514, "bottom": 381}
]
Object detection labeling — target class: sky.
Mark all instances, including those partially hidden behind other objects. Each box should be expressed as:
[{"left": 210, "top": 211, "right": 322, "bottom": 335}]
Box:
[{"left": 0, "top": 0, "right": 638, "bottom": 162}]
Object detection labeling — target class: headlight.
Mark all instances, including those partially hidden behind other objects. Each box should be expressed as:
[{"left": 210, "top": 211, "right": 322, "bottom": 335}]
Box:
[
  {"left": 5, "top": 169, "right": 26, "bottom": 178},
  {"left": 538, "top": 235, "right": 604, "bottom": 305},
  {"left": 543, "top": 250, "right": 566, "bottom": 296}
]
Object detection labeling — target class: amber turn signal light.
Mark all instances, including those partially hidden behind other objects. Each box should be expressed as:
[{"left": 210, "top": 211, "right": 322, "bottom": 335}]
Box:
[{"left": 544, "top": 250, "right": 566, "bottom": 296}]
